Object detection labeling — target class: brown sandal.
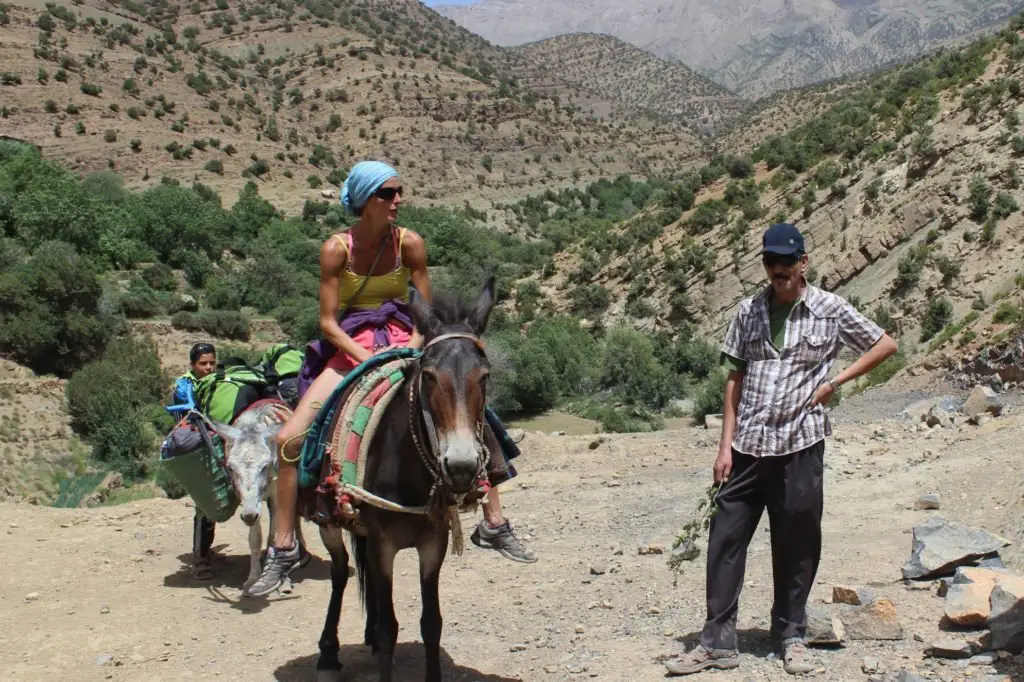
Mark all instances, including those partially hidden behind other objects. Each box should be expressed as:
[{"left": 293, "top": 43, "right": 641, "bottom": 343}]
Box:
[{"left": 664, "top": 645, "right": 740, "bottom": 676}]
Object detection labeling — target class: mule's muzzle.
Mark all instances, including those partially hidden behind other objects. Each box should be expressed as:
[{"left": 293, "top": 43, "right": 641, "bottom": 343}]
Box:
[
  {"left": 440, "top": 437, "right": 481, "bottom": 495},
  {"left": 240, "top": 510, "right": 260, "bottom": 526}
]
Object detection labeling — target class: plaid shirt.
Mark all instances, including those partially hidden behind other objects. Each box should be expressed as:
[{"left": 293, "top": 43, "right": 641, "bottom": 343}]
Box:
[{"left": 721, "top": 284, "right": 884, "bottom": 457}]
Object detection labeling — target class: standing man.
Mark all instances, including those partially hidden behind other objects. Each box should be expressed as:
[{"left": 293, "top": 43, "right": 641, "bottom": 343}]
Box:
[{"left": 665, "top": 223, "right": 897, "bottom": 676}]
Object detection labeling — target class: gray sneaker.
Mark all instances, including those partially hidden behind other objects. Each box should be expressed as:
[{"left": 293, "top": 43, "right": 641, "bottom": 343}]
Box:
[
  {"left": 245, "top": 544, "right": 301, "bottom": 597},
  {"left": 471, "top": 520, "right": 537, "bottom": 563}
]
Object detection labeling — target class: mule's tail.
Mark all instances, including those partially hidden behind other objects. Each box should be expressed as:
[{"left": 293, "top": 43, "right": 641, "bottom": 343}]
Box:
[{"left": 350, "top": 532, "right": 369, "bottom": 609}]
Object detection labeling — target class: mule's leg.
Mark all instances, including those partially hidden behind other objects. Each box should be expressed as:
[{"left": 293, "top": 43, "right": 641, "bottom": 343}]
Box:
[
  {"left": 368, "top": 536, "right": 400, "bottom": 682},
  {"left": 245, "top": 521, "right": 262, "bottom": 590},
  {"left": 316, "top": 526, "right": 349, "bottom": 682},
  {"left": 417, "top": 529, "right": 449, "bottom": 682},
  {"left": 356, "top": 535, "right": 379, "bottom": 651}
]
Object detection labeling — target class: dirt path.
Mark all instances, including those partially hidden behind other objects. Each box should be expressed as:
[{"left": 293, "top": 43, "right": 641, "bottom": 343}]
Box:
[{"left": 2, "top": 395, "right": 1023, "bottom": 681}]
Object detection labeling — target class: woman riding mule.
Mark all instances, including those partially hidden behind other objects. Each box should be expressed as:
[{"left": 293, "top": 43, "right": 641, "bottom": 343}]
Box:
[{"left": 247, "top": 161, "right": 536, "bottom": 598}]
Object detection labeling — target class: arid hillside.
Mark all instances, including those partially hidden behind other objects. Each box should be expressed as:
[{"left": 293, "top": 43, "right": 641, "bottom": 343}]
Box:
[
  {"left": 509, "top": 33, "right": 748, "bottom": 137},
  {"left": 0, "top": 0, "right": 706, "bottom": 214},
  {"left": 518, "top": 16, "right": 1024, "bottom": 385}
]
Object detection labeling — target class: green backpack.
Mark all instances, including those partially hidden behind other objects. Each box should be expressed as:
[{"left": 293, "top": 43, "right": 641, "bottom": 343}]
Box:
[
  {"left": 259, "top": 343, "right": 304, "bottom": 384},
  {"left": 194, "top": 359, "right": 267, "bottom": 425},
  {"left": 259, "top": 343, "right": 304, "bottom": 407}
]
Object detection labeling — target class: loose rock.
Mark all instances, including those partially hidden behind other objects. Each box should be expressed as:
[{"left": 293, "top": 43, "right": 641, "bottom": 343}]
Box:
[
  {"left": 964, "top": 385, "right": 1003, "bottom": 419},
  {"left": 839, "top": 598, "right": 904, "bottom": 640},
  {"left": 806, "top": 606, "right": 845, "bottom": 645},
  {"left": 638, "top": 544, "right": 664, "bottom": 555},
  {"left": 926, "top": 637, "right": 972, "bottom": 659},
  {"left": 915, "top": 493, "right": 941, "bottom": 510},
  {"left": 703, "top": 414, "right": 723, "bottom": 431},
  {"left": 901, "top": 516, "right": 1011, "bottom": 580},
  {"left": 895, "top": 671, "right": 927, "bottom": 682},
  {"left": 862, "top": 656, "right": 882, "bottom": 673},
  {"left": 833, "top": 584, "right": 875, "bottom": 606},
  {"left": 24, "top": 592, "right": 39, "bottom": 602},
  {"left": 988, "top": 581, "right": 1024, "bottom": 653},
  {"left": 926, "top": 406, "right": 953, "bottom": 428}
]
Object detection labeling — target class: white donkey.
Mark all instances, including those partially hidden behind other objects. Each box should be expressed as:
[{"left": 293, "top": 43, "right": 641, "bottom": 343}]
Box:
[{"left": 213, "top": 401, "right": 308, "bottom": 594}]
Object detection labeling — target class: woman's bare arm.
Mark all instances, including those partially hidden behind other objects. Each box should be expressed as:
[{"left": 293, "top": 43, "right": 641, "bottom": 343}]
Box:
[
  {"left": 319, "top": 236, "right": 372, "bottom": 364},
  {"left": 402, "top": 230, "right": 431, "bottom": 349}
]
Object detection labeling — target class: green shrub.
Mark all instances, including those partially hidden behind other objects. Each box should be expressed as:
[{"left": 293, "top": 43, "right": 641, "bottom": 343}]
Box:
[
  {"left": 170, "top": 310, "right": 250, "bottom": 340},
  {"left": 968, "top": 174, "right": 992, "bottom": 220},
  {"left": 141, "top": 262, "right": 176, "bottom": 291},
  {"left": 65, "top": 337, "right": 170, "bottom": 479},
  {"left": 0, "top": 242, "right": 110, "bottom": 376},
  {"left": 119, "top": 280, "right": 162, "bottom": 318},
  {"left": 692, "top": 368, "right": 727, "bottom": 422},
  {"left": 919, "top": 296, "right": 953, "bottom": 341},
  {"left": 993, "top": 299, "right": 1023, "bottom": 325},
  {"left": 599, "top": 324, "right": 678, "bottom": 409},
  {"left": 204, "top": 159, "right": 224, "bottom": 174},
  {"left": 570, "top": 284, "right": 611, "bottom": 317},
  {"left": 80, "top": 82, "right": 102, "bottom": 97},
  {"left": 274, "top": 297, "right": 320, "bottom": 346}
]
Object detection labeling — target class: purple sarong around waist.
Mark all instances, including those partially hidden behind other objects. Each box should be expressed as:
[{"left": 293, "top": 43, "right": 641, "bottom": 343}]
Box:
[{"left": 296, "top": 300, "right": 412, "bottom": 400}]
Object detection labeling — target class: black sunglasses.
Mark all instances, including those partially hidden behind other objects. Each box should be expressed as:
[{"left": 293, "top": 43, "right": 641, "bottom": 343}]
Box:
[
  {"left": 374, "top": 186, "right": 403, "bottom": 202},
  {"left": 762, "top": 252, "right": 801, "bottom": 268}
]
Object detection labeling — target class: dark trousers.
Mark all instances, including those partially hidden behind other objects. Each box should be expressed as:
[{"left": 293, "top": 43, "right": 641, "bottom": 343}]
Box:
[
  {"left": 193, "top": 513, "right": 216, "bottom": 560},
  {"left": 700, "top": 440, "right": 825, "bottom": 650}
]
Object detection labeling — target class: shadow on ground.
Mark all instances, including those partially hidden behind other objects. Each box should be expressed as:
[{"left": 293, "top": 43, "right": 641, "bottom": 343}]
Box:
[
  {"left": 274, "top": 643, "right": 521, "bottom": 681},
  {"left": 675, "top": 627, "right": 778, "bottom": 659},
  {"left": 163, "top": 545, "right": 334, "bottom": 590}
]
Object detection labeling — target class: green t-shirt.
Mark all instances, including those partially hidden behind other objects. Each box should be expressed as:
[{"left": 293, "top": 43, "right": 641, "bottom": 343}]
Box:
[{"left": 722, "top": 299, "right": 796, "bottom": 372}]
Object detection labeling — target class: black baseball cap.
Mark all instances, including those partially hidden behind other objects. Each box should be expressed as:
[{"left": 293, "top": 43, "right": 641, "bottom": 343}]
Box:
[{"left": 762, "top": 222, "right": 805, "bottom": 256}]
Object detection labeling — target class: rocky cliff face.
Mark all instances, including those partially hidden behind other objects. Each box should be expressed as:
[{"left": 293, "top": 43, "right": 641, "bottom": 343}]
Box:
[{"left": 435, "top": 0, "right": 1024, "bottom": 98}]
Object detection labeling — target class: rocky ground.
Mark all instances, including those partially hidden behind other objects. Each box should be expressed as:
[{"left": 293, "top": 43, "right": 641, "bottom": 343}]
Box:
[{"left": 1, "top": 381, "right": 1023, "bottom": 682}]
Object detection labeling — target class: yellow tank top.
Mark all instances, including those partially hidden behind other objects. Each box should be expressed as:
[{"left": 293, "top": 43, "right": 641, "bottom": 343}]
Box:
[{"left": 333, "top": 227, "right": 411, "bottom": 311}]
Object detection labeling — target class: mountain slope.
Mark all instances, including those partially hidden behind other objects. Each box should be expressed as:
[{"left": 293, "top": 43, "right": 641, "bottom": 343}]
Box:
[
  {"left": 504, "top": 15, "right": 1024, "bottom": 379},
  {"left": 0, "top": 0, "right": 704, "bottom": 214},
  {"left": 434, "top": 0, "right": 1024, "bottom": 98},
  {"left": 509, "top": 34, "right": 748, "bottom": 137}
]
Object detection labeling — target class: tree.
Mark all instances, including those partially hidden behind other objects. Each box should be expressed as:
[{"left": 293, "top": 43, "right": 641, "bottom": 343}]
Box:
[{"left": 0, "top": 242, "right": 110, "bottom": 376}]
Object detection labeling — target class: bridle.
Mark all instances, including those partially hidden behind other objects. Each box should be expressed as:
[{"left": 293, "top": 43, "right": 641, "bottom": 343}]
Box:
[{"left": 407, "top": 332, "right": 490, "bottom": 513}]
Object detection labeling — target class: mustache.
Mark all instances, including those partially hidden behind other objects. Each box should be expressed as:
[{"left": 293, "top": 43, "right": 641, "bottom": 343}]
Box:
[{"left": 772, "top": 274, "right": 789, "bottom": 281}]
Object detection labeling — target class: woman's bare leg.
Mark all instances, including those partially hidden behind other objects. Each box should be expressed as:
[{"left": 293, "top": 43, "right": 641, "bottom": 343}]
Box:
[{"left": 246, "top": 367, "right": 345, "bottom": 596}]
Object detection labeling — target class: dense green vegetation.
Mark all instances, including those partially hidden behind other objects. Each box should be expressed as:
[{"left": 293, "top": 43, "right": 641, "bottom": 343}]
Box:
[{"left": 0, "top": 141, "right": 724, "bottom": 486}]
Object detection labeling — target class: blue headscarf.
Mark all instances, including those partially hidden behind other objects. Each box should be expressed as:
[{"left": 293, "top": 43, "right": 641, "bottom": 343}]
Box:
[{"left": 340, "top": 161, "right": 399, "bottom": 216}]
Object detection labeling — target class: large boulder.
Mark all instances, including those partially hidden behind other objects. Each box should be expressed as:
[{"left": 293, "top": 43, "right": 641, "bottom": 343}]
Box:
[
  {"left": 963, "top": 385, "right": 1003, "bottom": 419},
  {"left": 902, "top": 516, "right": 1012, "bottom": 580}
]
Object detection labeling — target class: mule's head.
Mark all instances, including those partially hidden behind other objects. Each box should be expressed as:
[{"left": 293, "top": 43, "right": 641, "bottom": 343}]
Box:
[
  {"left": 408, "top": 277, "right": 495, "bottom": 495},
  {"left": 213, "top": 405, "right": 287, "bottom": 526}
]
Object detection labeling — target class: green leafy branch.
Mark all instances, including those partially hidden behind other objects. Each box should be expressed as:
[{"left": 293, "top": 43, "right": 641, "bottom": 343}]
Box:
[{"left": 667, "top": 481, "right": 722, "bottom": 583}]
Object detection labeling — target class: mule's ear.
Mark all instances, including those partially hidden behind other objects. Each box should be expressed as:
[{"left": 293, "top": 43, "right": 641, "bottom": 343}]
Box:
[
  {"left": 211, "top": 422, "right": 241, "bottom": 444},
  {"left": 467, "top": 276, "right": 496, "bottom": 336},
  {"left": 408, "top": 283, "right": 439, "bottom": 338}
]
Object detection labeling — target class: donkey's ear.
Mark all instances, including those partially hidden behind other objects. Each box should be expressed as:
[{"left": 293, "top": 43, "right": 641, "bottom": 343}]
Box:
[
  {"left": 467, "top": 276, "right": 496, "bottom": 336},
  {"left": 212, "top": 421, "right": 241, "bottom": 444},
  {"left": 408, "top": 283, "right": 439, "bottom": 337}
]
